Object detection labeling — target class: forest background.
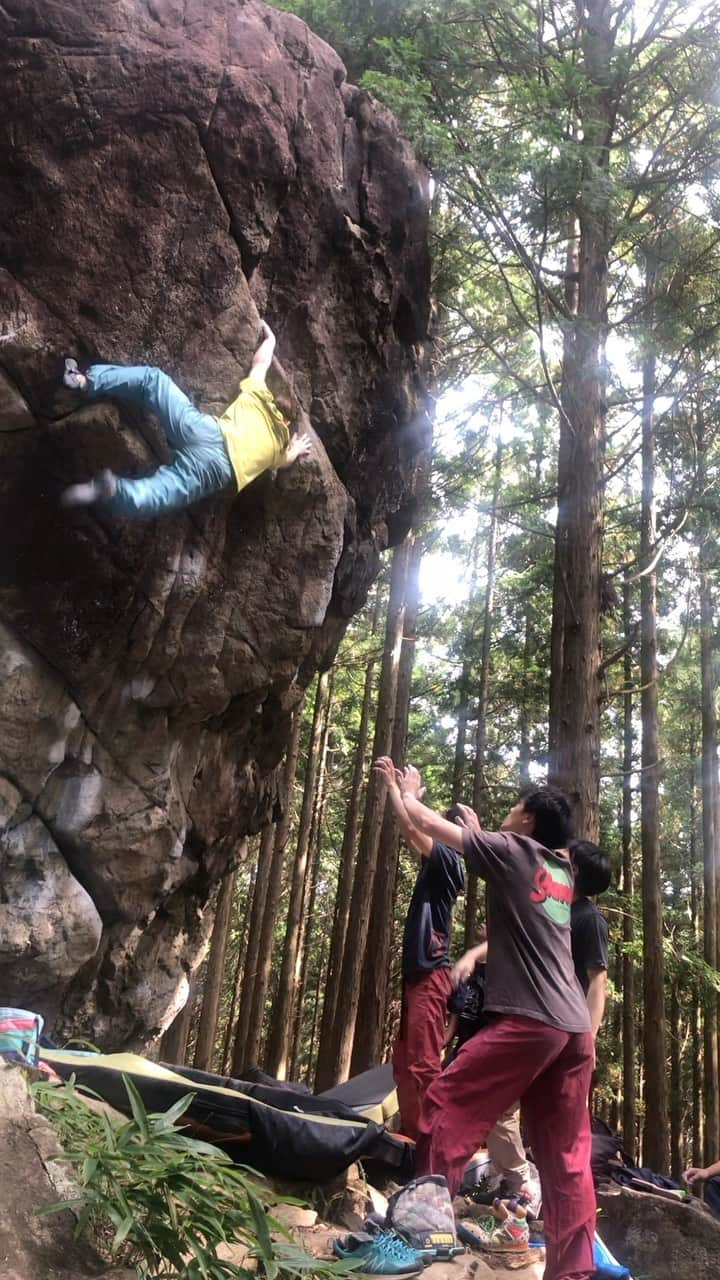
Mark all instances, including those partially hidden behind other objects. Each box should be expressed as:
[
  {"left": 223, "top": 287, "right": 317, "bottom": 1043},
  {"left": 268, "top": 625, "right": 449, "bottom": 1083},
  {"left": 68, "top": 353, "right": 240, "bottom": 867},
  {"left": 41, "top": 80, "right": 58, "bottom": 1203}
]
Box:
[{"left": 159, "top": 0, "right": 720, "bottom": 1182}]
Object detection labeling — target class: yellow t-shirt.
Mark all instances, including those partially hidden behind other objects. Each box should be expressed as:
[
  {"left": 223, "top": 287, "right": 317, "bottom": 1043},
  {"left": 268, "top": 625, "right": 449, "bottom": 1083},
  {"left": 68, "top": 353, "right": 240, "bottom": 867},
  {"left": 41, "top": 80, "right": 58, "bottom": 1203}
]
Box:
[{"left": 217, "top": 372, "right": 290, "bottom": 492}]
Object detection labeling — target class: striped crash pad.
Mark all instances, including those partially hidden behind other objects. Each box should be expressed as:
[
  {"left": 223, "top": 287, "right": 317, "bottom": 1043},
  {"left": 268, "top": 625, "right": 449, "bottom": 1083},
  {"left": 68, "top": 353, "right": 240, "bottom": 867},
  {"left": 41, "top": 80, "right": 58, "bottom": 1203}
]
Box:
[{"left": 43, "top": 1049, "right": 411, "bottom": 1184}]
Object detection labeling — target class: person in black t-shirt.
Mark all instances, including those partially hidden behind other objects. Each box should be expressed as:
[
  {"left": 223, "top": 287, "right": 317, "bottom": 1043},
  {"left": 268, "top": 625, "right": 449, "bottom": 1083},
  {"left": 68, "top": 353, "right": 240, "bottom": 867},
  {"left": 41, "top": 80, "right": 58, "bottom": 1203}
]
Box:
[
  {"left": 374, "top": 756, "right": 465, "bottom": 1140},
  {"left": 569, "top": 839, "right": 611, "bottom": 1037},
  {"left": 444, "top": 925, "right": 488, "bottom": 1060}
]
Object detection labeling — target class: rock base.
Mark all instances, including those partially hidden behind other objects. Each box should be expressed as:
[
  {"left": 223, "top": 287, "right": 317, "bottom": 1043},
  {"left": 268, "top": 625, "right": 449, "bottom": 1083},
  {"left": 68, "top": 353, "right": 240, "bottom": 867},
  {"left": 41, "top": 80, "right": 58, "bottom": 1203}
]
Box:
[
  {"left": 0, "top": 1063, "right": 134, "bottom": 1280},
  {"left": 597, "top": 1181, "right": 720, "bottom": 1279}
]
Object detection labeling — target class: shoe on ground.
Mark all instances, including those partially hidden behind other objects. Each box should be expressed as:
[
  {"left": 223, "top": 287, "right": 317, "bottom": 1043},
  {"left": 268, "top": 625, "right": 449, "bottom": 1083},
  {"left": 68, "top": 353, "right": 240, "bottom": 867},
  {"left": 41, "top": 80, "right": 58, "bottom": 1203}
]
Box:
[
  {"left": 63, "top": 357, "right": 88, "bottom": 391},
  {"left": 332, "top": 1230, "right": 424, "bottom": 1276},
  {"left": 456, "top": 1220, "right": 492, "bottom": 1251},
  {"left": 592, "top": 1266, "right": 630, "bottom": 1279},
  {"left": 487, "top": 1217, "right": 530, "bottom": 1254},
  {"left": 61, "top": 468, "right": 117, "bottom": 508}
]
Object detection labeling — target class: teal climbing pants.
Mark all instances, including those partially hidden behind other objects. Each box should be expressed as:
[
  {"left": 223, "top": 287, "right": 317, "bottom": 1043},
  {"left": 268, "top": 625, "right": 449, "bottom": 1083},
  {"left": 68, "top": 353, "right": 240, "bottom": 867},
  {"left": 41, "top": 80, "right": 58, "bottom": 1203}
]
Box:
[{"left": 87, "top": 364, "right": 234, "bottom": 517}]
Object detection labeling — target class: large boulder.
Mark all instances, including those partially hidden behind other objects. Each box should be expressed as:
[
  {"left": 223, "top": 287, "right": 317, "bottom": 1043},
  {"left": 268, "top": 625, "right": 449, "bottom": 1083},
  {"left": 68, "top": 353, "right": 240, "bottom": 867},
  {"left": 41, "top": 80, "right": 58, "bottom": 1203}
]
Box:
[
  {"left": 597, "top": 1183, "right": 720, "bottom": 1279},
  {"left": 0, "top": 0, "right": 431, "bottom": 1044},
  {"left": 0, "top": 1063, "right": 135, "bottom": 1280}
]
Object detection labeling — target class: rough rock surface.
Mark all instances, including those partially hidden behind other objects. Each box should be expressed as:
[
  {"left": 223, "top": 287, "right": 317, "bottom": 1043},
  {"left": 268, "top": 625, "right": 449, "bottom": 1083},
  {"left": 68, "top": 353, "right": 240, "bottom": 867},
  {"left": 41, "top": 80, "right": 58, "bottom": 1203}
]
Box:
[
  {"left": 0, "top": 0, "right": 431, "bottom": 1043},
  {"left": 597, "top": 1183, "right": 720, "bottom": 1278},
  {"left": 0, "top": 1063, "right": 135, "bottom": 1280}
]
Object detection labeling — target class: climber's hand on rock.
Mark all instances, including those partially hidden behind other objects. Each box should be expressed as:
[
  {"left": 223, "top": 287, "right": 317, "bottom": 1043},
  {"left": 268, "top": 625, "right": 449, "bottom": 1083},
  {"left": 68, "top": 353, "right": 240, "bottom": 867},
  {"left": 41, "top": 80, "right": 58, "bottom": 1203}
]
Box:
[{"left": 283, "top": 433, "right": 312, "bottom": 466}]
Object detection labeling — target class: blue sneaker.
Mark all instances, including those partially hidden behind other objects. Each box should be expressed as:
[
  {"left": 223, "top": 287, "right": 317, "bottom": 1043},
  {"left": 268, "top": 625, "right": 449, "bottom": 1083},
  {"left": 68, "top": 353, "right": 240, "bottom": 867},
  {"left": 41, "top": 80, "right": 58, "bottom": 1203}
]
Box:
[{"left": 332, "top": 1231, "right": 424, "bottom": 1275}]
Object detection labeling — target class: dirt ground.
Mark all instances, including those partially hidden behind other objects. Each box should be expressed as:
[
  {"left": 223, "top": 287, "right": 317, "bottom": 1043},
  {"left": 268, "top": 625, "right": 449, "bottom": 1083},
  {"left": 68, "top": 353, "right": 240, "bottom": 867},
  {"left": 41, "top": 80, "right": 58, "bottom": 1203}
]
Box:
[{"left": 218, "top": 1204, "right": 545, "bottom": 1279}]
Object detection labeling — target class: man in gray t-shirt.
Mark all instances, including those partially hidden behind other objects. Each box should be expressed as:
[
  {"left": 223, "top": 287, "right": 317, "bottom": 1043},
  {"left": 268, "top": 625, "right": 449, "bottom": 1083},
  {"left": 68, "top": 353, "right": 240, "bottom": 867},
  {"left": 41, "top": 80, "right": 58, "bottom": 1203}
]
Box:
[{"left": 399, "top": 768, "right": 596, "bottom": 1280}]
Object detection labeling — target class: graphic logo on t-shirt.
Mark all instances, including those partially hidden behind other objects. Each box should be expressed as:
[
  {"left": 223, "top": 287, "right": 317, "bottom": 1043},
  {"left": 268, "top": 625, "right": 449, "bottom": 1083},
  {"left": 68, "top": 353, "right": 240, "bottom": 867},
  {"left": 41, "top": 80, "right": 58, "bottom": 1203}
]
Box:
[{"left": 530, "top": 861, "right": 573, "bottom": 924}]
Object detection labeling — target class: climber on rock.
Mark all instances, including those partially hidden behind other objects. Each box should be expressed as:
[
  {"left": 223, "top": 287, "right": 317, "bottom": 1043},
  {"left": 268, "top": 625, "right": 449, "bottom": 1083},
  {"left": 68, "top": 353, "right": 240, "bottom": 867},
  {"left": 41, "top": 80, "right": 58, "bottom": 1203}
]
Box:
[{"left": 61, "top": 321, "right": 312, "bottom": 516}]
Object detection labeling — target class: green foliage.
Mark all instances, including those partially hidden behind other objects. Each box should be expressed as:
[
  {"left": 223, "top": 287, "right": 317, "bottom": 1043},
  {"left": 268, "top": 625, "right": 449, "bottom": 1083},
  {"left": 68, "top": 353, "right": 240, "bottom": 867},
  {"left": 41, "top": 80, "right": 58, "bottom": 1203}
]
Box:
[{"left": 32, "top": 1075, "right": 346, "bottom": 1280}]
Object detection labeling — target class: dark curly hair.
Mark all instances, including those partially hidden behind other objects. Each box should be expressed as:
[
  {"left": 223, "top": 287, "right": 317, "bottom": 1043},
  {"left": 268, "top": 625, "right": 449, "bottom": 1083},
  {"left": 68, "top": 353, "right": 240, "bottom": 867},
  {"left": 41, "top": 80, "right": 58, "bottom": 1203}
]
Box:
[{"left": 518, "top": 783, "right": 573, "bottom": 850}]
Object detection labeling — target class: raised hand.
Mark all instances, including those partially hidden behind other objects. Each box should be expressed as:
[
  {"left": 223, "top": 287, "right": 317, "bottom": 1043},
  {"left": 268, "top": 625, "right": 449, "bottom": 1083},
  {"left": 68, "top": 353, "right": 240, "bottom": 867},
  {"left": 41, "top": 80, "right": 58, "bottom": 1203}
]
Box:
[
  {"left": 400, "top": 764, "right": 425, "bottom": 800},
  {"left": 373, "top": 756, "right": 400, "bottom": 789},
  {"left": 456, "top": 803, "right": 481, "bottom": 832}
]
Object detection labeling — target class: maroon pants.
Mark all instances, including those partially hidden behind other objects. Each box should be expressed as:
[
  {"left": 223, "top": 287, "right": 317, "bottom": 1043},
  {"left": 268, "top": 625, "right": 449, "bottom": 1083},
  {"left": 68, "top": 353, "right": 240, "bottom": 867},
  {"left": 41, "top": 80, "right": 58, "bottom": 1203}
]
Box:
[
  {"left": 416, "top": 1015, "right": 595, "bottom": 1280},
  {"left": 392, "top": 968, "right": 451, "bottom": 1141}
]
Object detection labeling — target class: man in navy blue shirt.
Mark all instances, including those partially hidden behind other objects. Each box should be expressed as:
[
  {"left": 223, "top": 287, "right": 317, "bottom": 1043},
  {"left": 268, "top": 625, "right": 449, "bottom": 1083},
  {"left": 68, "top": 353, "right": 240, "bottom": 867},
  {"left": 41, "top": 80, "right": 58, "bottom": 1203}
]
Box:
[
  {"left": 569, "top": 839, "right": 610, "bottom": 1037},
  {"left": 374, "top": 756, "right": 465, "bottom": 1140}
]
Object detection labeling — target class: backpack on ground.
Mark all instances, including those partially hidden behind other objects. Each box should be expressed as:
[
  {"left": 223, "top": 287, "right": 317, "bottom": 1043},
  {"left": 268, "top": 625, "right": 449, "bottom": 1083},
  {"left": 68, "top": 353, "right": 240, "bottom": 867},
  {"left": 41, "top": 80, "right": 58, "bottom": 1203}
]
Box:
[
  {"left": 386, "top": 1174, "right": 463, "bottom": 1259},
  {"left": 0, "top": 1008, "right": 43, "bottom": 1067}
]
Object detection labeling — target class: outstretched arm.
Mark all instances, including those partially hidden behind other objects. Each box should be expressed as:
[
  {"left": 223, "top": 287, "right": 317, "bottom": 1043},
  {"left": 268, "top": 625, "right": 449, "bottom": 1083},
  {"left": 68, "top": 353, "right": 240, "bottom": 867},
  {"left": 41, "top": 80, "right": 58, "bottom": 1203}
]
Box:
[
  {"left": 373, "top": 757, "right": 432, "bottom": 857},
  {"left": 250, "top": 320, "right": 276, "bottom": 385},
  {"left": 684, "top": 1158, "right": 720, "bottom": 1185},
  {"left": 400, "top": 766, "right": 466, "bottom": 852}
]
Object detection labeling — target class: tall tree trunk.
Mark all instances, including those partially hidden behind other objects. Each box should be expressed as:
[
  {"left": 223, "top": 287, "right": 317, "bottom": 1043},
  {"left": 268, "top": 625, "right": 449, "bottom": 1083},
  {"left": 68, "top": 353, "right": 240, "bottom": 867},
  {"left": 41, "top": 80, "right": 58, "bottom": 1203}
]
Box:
[
  {"left": 549, "top": 2, "right": 613, "bottom": 840},
  {"left": 160, "top": 972, "right": 199, "bottom": 1065},
  {"left": 690, "top": 768, "right": 704, "bottom": 1166},
  {"left": 289, "top": 688, "right": 335, "bottom": 1079},
  {"left": 291, "top": 822, "right": 324, "bottom": 1080},
  {"left": 621, "top": 575, "right": 636, "bottom": 1156},
  {"left": 548, "top": 220, "right": 578, "bottom": 793},
  {"left": 307, "top": 923, "right": 329, "bottom": 1083},
  {"left": 518, "top": 597, "right": 534, "bottom": 783},
  {"left": 265, "top": 671, "right": 332, "bottom": 1078},
  {"left": 351, "top": 534, "right": 422, "bottom": 1074},
  {"left": 466, "top": 441, "right": 503, "bottom": 947},
  {"left": 452, "top": 657, "right": 472, "bottom": 802},
  {"left": 452, "top": 535, "right": 481, "bottom": 802},
  {"left": 230, "top": 827, "right": 275, "bottom": 1073},
  {"left": 699, "top": 463, "right": 720, "bottom": 1161},
  {"left": 193, "top": 867, "right": 237, "bottom": 1072},
  {"left": 235, "top": 699, "right": 305, "bottom": 1075},
  {"left": 220, "top": 867, "right": 255, "bottom": 1073},
  {"left": 314, "top": 594, "right": 381, "bottom": 1091},
  {"left": 323, "top": 538, "right": 412, "bottom": 1084},
  {"left": 698, "top": 393, "right": 720, "bottom": 1161},
  {"left": 473, "top": 438, "right": 503, "bottom": 808},
  {"left": 669, "top": 894, "right": 682, "bottom": 1181},
  {"left": 639, "top": 268, "right": 669, "bottom": 1172}
]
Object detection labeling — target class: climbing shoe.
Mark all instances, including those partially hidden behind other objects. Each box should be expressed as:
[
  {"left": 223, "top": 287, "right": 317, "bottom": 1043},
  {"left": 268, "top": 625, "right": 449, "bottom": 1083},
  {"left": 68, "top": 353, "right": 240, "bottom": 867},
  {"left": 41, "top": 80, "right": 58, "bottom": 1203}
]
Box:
[
  {"left": 63, "top": 357, "right": 88, "bottom": 391},
  {"left": 332, "top": 1230, "right": 424, "bottom": 1275},
  {"left": 62, "top": 468, "right": 117, "bottom": 508},
  {"left": 456, "top": 1220, "right": 493, "bottom": 1251},
  {"left": 487, "top": 1217, "right": 530, "bottom": 1254}
]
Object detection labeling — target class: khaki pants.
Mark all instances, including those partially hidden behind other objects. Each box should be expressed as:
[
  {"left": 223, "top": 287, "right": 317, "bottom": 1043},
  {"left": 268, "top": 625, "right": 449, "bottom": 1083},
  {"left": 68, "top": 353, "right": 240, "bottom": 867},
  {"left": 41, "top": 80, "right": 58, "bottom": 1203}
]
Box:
[{"left": 486, "top": 1103, "right": 529, "bottom": 1191}]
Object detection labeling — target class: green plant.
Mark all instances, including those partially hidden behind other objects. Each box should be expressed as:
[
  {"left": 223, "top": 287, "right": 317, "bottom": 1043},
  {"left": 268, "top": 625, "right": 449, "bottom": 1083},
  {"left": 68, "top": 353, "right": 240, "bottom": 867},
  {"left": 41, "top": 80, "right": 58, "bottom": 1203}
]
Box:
[{"left": 32, "top": 1074, "right": 351, "bottom": 1280}]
